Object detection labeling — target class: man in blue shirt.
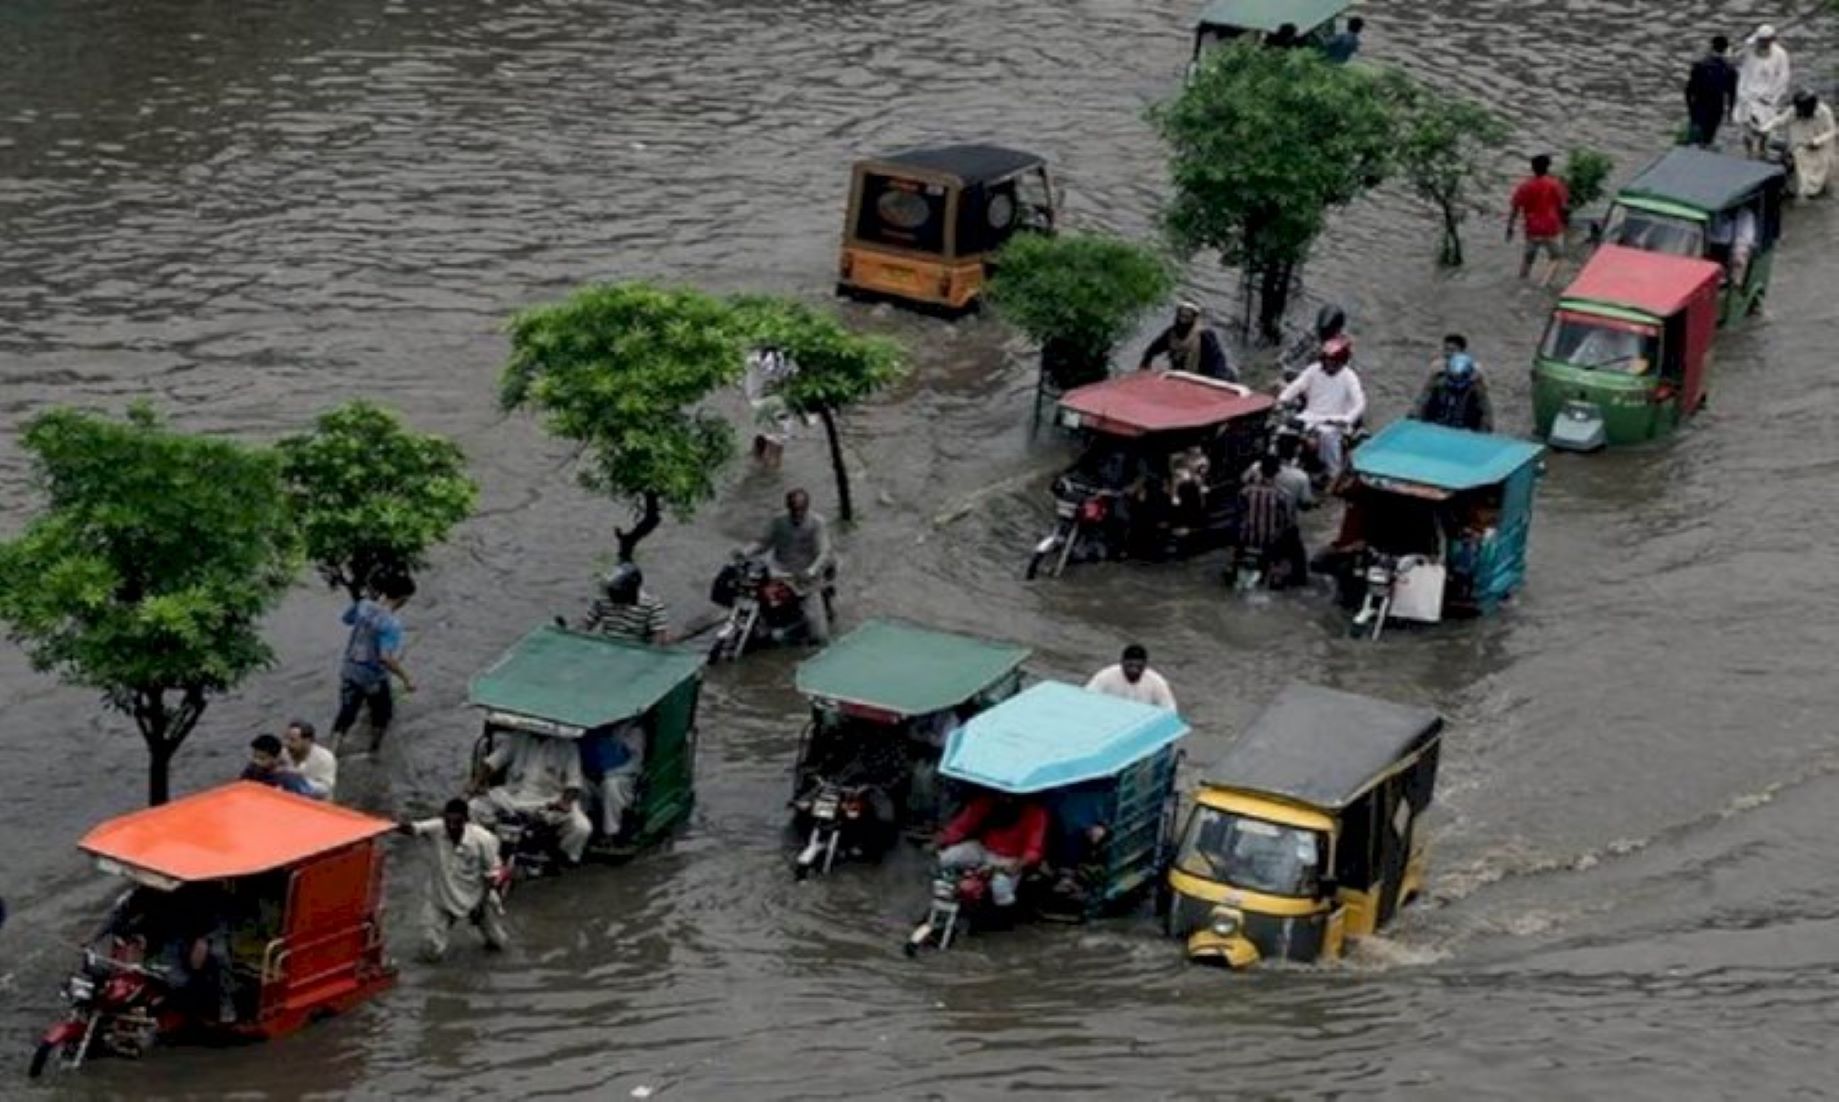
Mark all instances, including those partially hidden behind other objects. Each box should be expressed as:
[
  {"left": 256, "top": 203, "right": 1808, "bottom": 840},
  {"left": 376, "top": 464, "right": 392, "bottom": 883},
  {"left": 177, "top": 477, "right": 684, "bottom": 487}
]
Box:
[
  {"left": 241, "top": 734, "right": 318, "bottom": 797},
  {"left": 330, "top": 573, "right": 417, "bottom": 754},
  {"left": 1321, "top": 17, "right": 1364, "bottom": 64}
]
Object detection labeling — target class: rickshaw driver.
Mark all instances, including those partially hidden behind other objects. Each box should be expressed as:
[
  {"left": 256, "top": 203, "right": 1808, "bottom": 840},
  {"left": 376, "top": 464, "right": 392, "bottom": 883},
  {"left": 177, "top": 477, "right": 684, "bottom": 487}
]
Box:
[
  {"left": 1138, "top": 302, "right": 1238, "bottom": 382},
  {"left": 468, "top": 729, "right": 592, "bottom": 864},
  {"left": 741, "top": 488, "right": 836, "bottom": 644},
  {"left": 1277, "top": 335, "right": 1366, "bottom": 478},
  {"left": 935, "top": 789, "right": 1051, "bottom": 910}
]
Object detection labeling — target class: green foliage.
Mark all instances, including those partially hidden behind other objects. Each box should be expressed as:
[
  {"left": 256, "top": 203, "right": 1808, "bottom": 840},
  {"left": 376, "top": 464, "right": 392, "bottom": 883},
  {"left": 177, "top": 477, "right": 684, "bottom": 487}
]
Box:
[
  {"left": 0, "top": 405, "right": 298, "bottom": 803},
  {"left": 1563, "top": 148, "right": 1614, "bottom": 213},
  {"left": 1153, "top": 42, "right": 1400, "bottom": 274},
  {"left": 277, "top": 401, "right": 477, "bottom": 599},
  {"left": 503, "top": 283, "right": 748, "bottom": 555},
  {"left": 1386, "top": 74, "right": 1509, "bottom": 266},
  {"left": 985, "top": 232, "right": 1177, "bottom": 365}
]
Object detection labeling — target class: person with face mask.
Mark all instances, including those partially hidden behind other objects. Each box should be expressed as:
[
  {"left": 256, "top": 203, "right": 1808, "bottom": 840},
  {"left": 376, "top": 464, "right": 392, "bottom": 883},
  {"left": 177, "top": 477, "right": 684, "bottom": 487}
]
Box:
[
  {"left": 1139, "top": 301, "right": 1237, "bottom": 382},
  {"left": 1412, "top": 349, "right": 1494, "bottom": 433},
  {"left": 1277, "top": 335, "right": 1366, "bottom": 478},
  {"left": 1768, "top": 88, "right": 1836, "bottom": 198}
]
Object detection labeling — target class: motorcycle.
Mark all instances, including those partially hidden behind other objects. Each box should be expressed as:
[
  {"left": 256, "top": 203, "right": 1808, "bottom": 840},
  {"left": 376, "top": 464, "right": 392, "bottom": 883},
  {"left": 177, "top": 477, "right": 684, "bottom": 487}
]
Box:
[
  {"left": 1225, "top": 543, "right": 1269, "bottom": 592},
  {"left": 1349, "top": 552, "right": 1430, "bottom": 641},
  {"left": 708, "top": 555, "right": 833, "bottom": 662},
  {"left": 1273, "top": 408, "right": 1367, "bottom": 490},
  {"left": 790, "top": 777, "right": 894, "bottom": 880},
  {"left": 1026, "top": 490, "right": 1113, "bottom": 580},
  {"left": 904, "top": 865, "right": 992, "bottom": 954},
  {"left": 31, "top": 941, "right": 173, "bottom": 1078}
]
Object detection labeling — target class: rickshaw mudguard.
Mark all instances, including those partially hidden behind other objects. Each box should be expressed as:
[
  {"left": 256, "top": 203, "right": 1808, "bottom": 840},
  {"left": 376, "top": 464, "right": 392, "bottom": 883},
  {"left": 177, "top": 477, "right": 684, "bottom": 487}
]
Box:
[
  {"left": 1185, "top": 928, "right": 1261, "bottom": 968},
  {"left": 1531, "top": 359, "right": 1667, "bottom": 447}
]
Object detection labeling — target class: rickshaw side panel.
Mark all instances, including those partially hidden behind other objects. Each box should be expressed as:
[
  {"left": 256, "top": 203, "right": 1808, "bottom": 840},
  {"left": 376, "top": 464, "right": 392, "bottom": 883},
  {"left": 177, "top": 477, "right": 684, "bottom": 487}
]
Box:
[
  {"left": 1470, "top": 463, "right": 1539, "bottom": 612},
  {"left": 634, "top": 675, "right": 702, "bottom": 842},
  {"left": 1090, "top": 745, "right": 1181, "bottom": 910},
  {"left": 262, "top": 839, "right": 393, "bottom": 1036}
]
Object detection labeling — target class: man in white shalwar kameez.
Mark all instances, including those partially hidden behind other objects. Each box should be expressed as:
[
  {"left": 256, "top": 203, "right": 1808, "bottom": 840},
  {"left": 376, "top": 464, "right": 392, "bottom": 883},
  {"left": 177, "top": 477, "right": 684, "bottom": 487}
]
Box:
[
  {"left": 1770, "top": 90, "right": 1836, "bottom": 198},
  {"left": 468, "top": 730, "right": 593, "bottom": 863},
  {"left": 1736, "top": 25, "right": 1792, "bottom": 158},
  {"left": 400, "top": 800, "right": 508, "bottom": 961}
]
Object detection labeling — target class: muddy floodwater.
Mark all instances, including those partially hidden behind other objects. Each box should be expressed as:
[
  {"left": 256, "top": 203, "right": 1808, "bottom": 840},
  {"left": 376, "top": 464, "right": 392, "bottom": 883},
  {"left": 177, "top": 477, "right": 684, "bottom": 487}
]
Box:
[{"left": 5, "top": 0, "right": 1839, "bottom": 1097}]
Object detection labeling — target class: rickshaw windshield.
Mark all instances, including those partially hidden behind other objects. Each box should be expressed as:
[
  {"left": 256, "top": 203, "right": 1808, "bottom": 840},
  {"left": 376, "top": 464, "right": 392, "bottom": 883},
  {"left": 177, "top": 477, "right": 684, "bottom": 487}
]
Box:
[
  {"left": 1604, "top": 205, "right": 1704, "bottom": 257},
  {"left": 1539, "top": 313, "right": 1659, "bottom": 375},
  {"left": 1176, "top": 806, "right": 1323, "bottom": 897}
]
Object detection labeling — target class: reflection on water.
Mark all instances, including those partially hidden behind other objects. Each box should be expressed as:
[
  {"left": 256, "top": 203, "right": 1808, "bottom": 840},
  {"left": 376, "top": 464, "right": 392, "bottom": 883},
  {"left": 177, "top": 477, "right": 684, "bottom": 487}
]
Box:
[{"left": 4, "top": 0, "right": 1839, "bottom": 1096}]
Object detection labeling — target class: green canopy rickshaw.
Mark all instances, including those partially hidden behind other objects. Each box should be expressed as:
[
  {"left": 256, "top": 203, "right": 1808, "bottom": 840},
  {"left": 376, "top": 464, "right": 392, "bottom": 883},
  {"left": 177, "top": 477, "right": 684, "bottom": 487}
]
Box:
[{"left": 1191, "top": 0, "right": 1352, "bottom": 66}]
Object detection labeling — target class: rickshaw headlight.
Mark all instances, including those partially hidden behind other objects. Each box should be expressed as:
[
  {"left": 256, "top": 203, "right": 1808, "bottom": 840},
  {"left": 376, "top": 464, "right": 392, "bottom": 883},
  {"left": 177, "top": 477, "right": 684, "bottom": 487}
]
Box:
[{"left": 1208, "top": 907, "right": 1242, "bottom": 939}]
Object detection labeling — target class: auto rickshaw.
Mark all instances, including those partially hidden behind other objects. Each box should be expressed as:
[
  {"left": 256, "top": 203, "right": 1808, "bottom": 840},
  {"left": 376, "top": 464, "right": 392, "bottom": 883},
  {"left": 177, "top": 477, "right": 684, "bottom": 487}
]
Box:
[
  {"left": 1166, "top": 684, "right": 1443, "bottom": 968},
  {"left": 836, "top": 144, "right": 1057, "bottom": 313},
  {"left": 1191, "top": 0, "right": 1352, "bottom": 69},
  {"left": 467, "top": 624, "right": 703, "bottom": 873},
  {"left": 905, "top": 681, "right": 1187, "bottom": 954},
  {"left": 789, "top": 619, "right": 1030, "bottom": 878},
  {"left": 1319, "top": 421, "right": 1544, "bottom": 640},
  {"left": 1027, "top": 370, "right": 1274, "bottom": 579},
  {"left": 1600, "top": 146, "right": 1785, "bottom": 325},
  {"left": 32, "top": 783, "right": 396, "bottom": 1077},
  {"left": 1532, "top": 244, "right": 1722, "bottom": 451}
]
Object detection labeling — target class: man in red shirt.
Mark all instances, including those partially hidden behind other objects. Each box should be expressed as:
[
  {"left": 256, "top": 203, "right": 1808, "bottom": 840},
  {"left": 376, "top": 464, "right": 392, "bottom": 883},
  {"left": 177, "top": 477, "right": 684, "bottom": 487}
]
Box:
[
  {"left": 935, "top": 789, "right": 1049, "bottom": 909},
  {"left": 1506, "top": 154, "right": 1570, "bottom": 283}
]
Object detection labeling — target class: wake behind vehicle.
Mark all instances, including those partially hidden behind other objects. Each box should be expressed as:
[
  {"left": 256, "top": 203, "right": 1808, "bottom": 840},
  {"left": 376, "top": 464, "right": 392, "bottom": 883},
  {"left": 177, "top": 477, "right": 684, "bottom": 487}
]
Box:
[
  {"left": 1191, "top": 0, "right": 1350, "bottom": 70},
  {"left": 1317, "top": 421, "right": 1544, "bottom": 640},
  {"left": 837, "top": 144, "right": 1057, "bottom": 313},
  {"left": 467, "top": 625, "right": 702, "bottom": 874},
  {"left": 1600, "top": 146, "right": 1785, "bottom": 325},
  {"left": 1027, "top": 370, "right": 1273, "bottom": 579},
  {"left": 33, "top": 783, "right": 395, "bottom": 1078},
  {"left": 905, "top": 681, "right": 1187, "bottom": 954},
  {"left": 1167, "top": 684, "right": 1443, "bottom": 968},
  {"left": 1532, "top": 244, "right": 1722, "bottom": 452},
  {"left": 789, "top": 620, "right": 1030, "bottom": 878}
]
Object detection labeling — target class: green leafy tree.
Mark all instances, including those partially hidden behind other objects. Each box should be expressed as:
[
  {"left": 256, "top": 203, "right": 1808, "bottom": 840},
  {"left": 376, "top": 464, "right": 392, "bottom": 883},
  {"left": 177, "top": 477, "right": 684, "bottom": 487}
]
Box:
[
  {"left": 730, "top": 297, "right": 907, "bottom": 522},
  {"left": 1562, "top": 149, "right": 1614, "bottom": 215},
  {"left": 503, "top": 283, "right": 747, "bottom": 561},
  {"left": 1388, "top": 76, "right": 1509, "bottom": 266},
  {"left": 985, "top": 232, "right": 1177, "bottom": 388},
  {"left": 0, "top": 406, "right": 298, "bottom": 805},
  {"left": 277, "top": 401, "right": 478, "bottom": 600},
  {"left": 1152, "top": 41, "right": 1400, "bottom": 342}
]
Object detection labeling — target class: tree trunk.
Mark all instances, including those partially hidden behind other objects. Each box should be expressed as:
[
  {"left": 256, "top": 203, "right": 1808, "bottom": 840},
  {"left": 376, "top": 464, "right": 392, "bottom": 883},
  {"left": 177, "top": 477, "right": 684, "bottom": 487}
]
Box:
[
  {"left": 1256, "top": 261, "right": 1295, "bottom": 345},
  {"left": 136, "top": 684, "right": 207, "bottom": 806},
  {"left": 615, "top": 492, "right": 662, "bottom": 562},
  {"left": 147, "top": 737, "right": 176, "bottom": 806},
  {"left": 817, "top": 406, "right": 853, "bottom": 523},
  {"left": 1439, "top": 203, "right": 1465, "bottom": 267}
]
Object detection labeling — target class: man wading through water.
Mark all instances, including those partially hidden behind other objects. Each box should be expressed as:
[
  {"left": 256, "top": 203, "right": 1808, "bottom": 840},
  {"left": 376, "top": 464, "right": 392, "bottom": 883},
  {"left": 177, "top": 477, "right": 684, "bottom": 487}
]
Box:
[
  {"left": 1139, "top": 302, "right": 1238, "bottom": 382},
  {"left": 330, "top": 572, "right": 416, "bottom": 754}
]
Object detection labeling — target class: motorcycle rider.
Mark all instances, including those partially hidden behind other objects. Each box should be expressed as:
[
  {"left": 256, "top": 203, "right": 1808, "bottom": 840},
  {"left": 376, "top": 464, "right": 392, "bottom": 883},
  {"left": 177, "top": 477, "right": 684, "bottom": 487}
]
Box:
[
  {"left": 1277, "top": 334, "right": 1366, "bottom": 479},
  {"left": 1139, "top": 301, "right": 1237, "bottom": 382},
  {"left": 1411, "top": 350, "right": 1494, "bottom": 433},
  {"left": 581, "top": 562, "right": 669, "bottom": 644},
  {"left": 934, "top": 788, "right": 1050, "bottom": 915},
  {"left": 741, "top": 488, "right": 836, "bottom": 644}
]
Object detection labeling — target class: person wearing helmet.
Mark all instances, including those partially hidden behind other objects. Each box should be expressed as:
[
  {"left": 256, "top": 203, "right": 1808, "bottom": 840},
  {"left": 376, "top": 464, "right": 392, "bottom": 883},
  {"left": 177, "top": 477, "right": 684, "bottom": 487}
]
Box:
[
  {"left": 1736, "top": 25, "right": 1791, "bottom": 158},
  {"left": 1277, "top": 334, "right": 1366, "bottom": 478},
  {"left": 1412, "top": 338, "right": 1495, "bottom": 433},
  {"left": 582, "top": 562, "right": 669, "bottom": 645},
  {"left": 1768, "top": 87, "right": 1836, "bottom": 198},
  {"left": 1139, "top": 301, "right": 1238, "bottom": 382}
]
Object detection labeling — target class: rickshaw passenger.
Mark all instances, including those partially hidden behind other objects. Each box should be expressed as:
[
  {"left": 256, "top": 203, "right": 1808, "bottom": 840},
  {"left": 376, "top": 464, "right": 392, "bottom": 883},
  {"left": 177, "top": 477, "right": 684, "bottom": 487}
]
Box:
[
  {"left": 1707, "top": 204, "right": 1759, "bottom": 287},
  {"left": 1044, "top": 783, "right": 1110, "bottom": 902},
  {"left": 469, "top": 730, "right": 592, "bottom": 863},
  {"left": 936, "top": 790, "right": 1050, "bottom": 908},
  {"left": 581, "top": 721, "right": 646, "bottom": 838}
]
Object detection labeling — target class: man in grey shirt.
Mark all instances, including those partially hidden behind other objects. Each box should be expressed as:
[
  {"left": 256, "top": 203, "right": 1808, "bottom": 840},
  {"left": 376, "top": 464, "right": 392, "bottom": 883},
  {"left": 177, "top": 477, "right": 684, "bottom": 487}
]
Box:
[{"left": 744, "top": 488, "right": 835, "bottom": 643}]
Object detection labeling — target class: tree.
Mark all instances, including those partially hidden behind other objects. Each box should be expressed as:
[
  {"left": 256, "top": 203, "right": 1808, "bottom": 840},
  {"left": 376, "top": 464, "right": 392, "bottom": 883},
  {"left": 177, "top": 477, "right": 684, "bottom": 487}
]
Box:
[
  {"left": 1389, "top": 76, "right": 1509, "bottom": 266},
  {"left": 985, "top": 232, "right": 1177, "bottom": 389},
  {"left": 277, "top": 401, "right": 478, "bottom": 600},
  {"left": 1562, "top": 148, "right": 1614, "bottom": 215},
  {"left": 0, "top": 406, "right": 298, "bottom": 805},
  {"left": 1152, "top": 41, "right": 1399, "bottom": 342},
  {"left": 502, "top": 283, "right": 747, "bottom": 561},
  {"left": 729, "top": 297, "right": 906, "bottom": 523}
]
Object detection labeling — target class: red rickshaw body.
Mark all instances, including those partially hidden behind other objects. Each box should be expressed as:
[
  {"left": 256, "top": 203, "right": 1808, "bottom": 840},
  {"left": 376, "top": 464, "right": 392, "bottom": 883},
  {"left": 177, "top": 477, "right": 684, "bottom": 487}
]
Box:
[
  {"left": 1057, "top": 370, "right": 1274, "bottom": 437},
  {"left": 1561, "top": 244, "right": 1722, "bottom": 415}
]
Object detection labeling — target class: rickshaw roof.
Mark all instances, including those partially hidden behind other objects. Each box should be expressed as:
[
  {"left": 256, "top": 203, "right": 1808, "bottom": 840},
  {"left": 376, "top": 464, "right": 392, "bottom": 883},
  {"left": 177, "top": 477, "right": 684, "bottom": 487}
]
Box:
[
  {"left": 1352, "top": 421, "right": 1543, "bottom": 491},
  {"left": 1562, "top": 244, "right": 1724, "bottom": 319},
  {"left": 1059, "top": 371, "right": 1274, "bottom": 436},
  {"left": 79, "top": 782, "right": 393, "bottom": 883},
  {"left": 1620, "top": 147, "right": 1785, "bottom": 213},
  {"left": 1197, "top": 0, "right": 1350, "bottom": 33},
  {"left": 468, "top": 625, "right": 704, "bottom": 732},
  {"left": 795, "top": 619, "right": 1031, "bottom": 717},
  {"left": 1210, "top": 685, "right": 1442, "bottom": 811},
  {"left": 940, "top": 681, "right": 1188, "bottom": 794},
  {"left": 871, "top": 144, "right": 1043, "bottom": 186}
]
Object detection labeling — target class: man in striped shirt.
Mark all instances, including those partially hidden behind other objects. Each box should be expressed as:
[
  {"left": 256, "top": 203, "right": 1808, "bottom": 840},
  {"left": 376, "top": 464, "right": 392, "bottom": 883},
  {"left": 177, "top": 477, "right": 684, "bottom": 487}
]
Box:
[
  {"left": 582, "top": 563, "right": 668, "bottom": 645},
  {"left": 1238, "top": 455, "right": 1306, "bottom": 588}
]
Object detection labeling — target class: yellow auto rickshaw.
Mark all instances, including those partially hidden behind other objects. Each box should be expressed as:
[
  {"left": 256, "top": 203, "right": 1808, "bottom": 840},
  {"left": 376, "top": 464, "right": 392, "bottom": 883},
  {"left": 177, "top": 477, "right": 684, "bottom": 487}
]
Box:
[
  {"left": 837, "top": 144, "right": 1057, "bottom": 312},
  {"left": 1165, "top": 684, "right": 1443, "bottom": 968}
]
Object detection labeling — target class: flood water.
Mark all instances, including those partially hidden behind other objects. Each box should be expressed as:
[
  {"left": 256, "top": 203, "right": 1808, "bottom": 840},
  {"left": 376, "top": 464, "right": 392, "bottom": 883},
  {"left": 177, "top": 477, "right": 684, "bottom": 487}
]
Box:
[{"left": 5, "top": 0, "right": 1839, "bottom": 1096}]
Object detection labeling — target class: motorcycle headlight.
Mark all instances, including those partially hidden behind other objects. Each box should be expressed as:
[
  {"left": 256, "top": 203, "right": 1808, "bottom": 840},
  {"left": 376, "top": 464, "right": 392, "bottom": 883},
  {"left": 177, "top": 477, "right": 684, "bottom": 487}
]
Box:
[
  {"left": 1209, "top": 907, "right": 1243, "bottom": 939},
  {"left": 66, "top": 975, "right": 96, "bottom": 1001}
]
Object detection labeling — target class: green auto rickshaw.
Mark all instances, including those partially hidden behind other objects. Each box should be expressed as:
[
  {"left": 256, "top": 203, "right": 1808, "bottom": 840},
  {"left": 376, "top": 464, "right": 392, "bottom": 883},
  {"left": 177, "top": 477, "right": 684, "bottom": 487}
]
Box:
[
  {"left": 1190, "top": 0, "right": 1352, "bottom": 71},
  {"left": 1600, "top": 146, "right": 1786, "bottom": 325}
]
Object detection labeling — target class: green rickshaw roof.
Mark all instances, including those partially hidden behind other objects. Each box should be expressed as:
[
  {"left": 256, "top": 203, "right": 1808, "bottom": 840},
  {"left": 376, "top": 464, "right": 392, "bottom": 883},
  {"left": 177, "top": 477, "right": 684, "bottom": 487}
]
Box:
[
  {"left": 468, "top": 625, "right": 704, "bottom": 731},
  {"left": 1620, "top": 147, "right": 1786, "bottom": 213},
  {"left": 1197, "top": 0, "right": 1350, "bottom": 33},
  {"left": 795, "top": 620, "right": 1030, "bottom": 717}
]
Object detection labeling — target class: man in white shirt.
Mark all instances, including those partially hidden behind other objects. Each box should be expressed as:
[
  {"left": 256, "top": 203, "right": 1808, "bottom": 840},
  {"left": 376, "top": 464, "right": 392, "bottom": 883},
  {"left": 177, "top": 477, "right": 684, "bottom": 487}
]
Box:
[
  {"left": 398, "top": 799, "right": 508, "bottom": 961},
  {"left": 281, "top": 720, "right": 337, "bottom": 801},
  {"left": 1277, "top": 335, "right": 1366, "bottom": 479},
  {"left": 1736, "top": 25, "right": 1791, "bottom": 157},
  {"left": 1085, "top": 644, "right": 1178, "bottom": 712},
  {"left": 468, "top": 730, "right": 593, "bottom": 863}
]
